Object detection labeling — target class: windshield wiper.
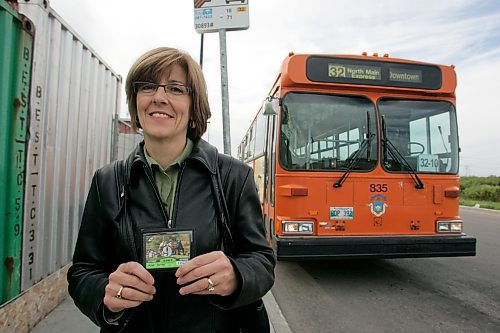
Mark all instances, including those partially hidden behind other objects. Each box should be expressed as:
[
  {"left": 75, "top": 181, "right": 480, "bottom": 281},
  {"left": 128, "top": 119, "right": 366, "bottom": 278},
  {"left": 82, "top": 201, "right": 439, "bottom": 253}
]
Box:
[
  {"left": 381, "top": 115, "right": 424, "bottom": 189},
  {"left": 334, "top": 111, "right": 373, "bottom": 188}
]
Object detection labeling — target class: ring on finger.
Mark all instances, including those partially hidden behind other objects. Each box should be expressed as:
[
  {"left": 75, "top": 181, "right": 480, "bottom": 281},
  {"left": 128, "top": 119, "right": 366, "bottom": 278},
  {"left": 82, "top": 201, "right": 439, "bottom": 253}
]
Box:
[
  {"left": 116, "top": 286, "right": 124, "bottom": 299},
  {"left": 207, "top": 278, "right": 215, "bottom": 292}
]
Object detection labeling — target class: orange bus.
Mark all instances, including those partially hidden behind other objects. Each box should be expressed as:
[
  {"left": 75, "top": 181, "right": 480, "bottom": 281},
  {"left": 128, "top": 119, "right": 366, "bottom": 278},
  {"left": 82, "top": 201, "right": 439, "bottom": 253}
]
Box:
[{"left": 238, "top": 52, "right": 476, "bottom": 260}]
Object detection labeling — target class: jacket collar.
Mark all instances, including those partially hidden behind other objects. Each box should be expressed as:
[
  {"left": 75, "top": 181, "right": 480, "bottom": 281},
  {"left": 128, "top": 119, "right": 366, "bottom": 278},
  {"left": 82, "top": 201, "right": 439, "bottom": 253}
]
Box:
[{"left": 126, "top": 138, "right": 219, "bottom": 183}]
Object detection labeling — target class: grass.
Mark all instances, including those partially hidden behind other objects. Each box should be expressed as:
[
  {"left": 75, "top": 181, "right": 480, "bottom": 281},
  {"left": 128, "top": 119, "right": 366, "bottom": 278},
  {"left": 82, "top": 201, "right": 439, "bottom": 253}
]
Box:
[{"left": 460, "top": 198, "right": 500, "bottom": 210}]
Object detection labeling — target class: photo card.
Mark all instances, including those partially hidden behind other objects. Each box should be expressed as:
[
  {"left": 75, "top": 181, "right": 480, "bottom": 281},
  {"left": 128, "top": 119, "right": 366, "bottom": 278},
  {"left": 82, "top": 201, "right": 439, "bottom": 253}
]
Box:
[{"left": 142, "top": 229, "right": 193, "bottom": 270}]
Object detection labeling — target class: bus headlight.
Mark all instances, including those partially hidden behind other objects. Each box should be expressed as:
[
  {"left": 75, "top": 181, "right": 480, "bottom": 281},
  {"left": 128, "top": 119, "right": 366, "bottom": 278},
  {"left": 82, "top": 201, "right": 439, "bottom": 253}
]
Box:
[
  {"left": 282, "top": 220, "right": 314, "bottom": 234},
  {"left": 436, "top": 220, "right": 463, "bottom": 233}
]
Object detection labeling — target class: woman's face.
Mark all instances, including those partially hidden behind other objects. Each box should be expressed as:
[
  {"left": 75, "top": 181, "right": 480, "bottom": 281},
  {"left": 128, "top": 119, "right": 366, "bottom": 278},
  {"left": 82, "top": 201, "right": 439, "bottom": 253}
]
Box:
[{"left": 136, "top": 64, "right": 191, "bottom": 145}]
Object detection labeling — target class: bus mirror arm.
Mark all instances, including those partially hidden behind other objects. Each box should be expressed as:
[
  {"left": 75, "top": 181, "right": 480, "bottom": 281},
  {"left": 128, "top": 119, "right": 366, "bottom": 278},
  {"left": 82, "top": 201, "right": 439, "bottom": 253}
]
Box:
[{"left": 263, "top": 96, "right": 279, "bottom": 116}]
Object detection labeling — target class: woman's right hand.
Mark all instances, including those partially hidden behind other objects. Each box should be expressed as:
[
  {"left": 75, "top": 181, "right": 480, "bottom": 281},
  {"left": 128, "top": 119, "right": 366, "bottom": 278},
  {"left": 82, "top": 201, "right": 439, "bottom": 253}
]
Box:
[{"left": 104, "top": 261, "right": 156, "bottom": 312}]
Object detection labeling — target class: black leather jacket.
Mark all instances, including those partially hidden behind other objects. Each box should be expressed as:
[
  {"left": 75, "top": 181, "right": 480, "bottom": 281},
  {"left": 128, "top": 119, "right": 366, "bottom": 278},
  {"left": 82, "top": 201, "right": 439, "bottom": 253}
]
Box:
[{"left": 67, "top": 139, "right": 275, "bottom": 332}]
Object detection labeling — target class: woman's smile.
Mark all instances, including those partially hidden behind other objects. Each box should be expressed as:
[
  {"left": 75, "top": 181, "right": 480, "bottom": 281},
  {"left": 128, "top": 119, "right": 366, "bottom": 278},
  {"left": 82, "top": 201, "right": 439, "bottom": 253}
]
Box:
[{"left": 149, "top": 111, "right": 175, "bottom": 119}]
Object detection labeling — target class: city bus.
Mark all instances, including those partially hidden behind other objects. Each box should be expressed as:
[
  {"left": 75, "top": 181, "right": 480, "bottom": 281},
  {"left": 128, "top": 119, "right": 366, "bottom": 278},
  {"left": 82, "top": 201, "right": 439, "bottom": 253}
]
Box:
[{"left": 237, "top": 52, "right": 476, "bottom": 260}]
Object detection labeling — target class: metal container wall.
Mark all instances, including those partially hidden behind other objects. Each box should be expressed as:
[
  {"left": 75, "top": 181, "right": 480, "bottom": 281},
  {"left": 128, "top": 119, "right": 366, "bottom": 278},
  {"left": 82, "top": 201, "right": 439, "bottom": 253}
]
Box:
[
  {"left": 13, "top": 0, "right": 122, "bottom": 294},
  {"left": 111, "top": 117, "right": 144, "bottom": 161},
  {"left": 0, "top": 0, "right": 33, "bottom": 304}
]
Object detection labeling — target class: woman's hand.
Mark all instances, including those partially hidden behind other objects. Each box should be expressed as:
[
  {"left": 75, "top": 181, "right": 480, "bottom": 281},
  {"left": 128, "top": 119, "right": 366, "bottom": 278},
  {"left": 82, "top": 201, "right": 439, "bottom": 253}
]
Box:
[
  {"left": 104, "top": 262, "right": 156, "bottom": 312},
  {"left": 175, "top": 251, "right": 238, "bottom": 296}
]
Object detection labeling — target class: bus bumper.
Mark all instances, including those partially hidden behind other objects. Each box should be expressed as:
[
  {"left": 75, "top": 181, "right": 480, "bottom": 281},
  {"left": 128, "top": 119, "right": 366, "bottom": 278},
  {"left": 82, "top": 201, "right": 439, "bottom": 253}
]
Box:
[{"left": 273, "top": 234, "right": 476, "bottom": 260}]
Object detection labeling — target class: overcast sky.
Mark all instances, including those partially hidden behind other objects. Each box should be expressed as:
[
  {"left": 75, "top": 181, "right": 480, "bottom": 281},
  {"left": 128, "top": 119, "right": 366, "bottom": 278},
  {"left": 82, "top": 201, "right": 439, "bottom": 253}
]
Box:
[{"left": 49, "top": 0, "right": 500, "bottom": 176}]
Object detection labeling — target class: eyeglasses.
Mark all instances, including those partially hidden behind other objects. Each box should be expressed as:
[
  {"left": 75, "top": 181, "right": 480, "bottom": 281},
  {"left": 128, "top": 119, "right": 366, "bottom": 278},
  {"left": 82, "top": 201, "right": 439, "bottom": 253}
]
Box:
[{"left": 133, "top": 82, "right": 191, "bottom": 96}]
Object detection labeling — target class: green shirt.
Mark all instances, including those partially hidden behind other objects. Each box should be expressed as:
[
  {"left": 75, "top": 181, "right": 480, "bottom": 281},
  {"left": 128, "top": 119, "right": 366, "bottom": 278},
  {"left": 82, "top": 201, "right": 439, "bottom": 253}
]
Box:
[{"left": 144, "top": 139, "right": 193, "bottom": 218}]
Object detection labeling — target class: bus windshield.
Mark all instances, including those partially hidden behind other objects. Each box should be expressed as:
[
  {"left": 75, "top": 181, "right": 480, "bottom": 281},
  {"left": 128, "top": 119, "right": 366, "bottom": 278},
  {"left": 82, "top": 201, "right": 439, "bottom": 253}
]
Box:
[
  {"left": 378, "top": 99, "right": 459, "bottom": 174},
  {"left": 279, "top": 93, "right": 377, "bottom": 171}
]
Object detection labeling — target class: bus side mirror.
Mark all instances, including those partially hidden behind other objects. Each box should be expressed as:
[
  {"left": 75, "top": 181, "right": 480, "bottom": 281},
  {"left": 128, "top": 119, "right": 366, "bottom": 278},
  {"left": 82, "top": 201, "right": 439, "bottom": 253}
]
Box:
[{"left": 262, "top": 97, "right": 278, "bottom": 116}]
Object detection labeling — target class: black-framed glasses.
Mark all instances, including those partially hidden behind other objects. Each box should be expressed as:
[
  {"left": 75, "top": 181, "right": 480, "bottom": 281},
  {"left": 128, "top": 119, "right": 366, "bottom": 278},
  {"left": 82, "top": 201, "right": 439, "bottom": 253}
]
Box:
[{"left": 133, "top": 82, "right": 191, "bottom": 96}]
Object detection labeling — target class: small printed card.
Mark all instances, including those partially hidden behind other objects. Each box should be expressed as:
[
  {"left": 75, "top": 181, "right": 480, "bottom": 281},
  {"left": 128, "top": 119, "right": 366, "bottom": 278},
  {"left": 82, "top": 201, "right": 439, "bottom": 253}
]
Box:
[{"left": 142, "top": 230, "right": 193, "bottom": 271}]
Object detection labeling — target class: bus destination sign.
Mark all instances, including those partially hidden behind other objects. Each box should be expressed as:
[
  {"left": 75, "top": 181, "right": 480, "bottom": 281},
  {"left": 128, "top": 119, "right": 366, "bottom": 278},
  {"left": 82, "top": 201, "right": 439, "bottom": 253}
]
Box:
[
  {"left": 307, "top": 56, "right": 440, "bottom": 89},
  {"left": 389, "top": 68, "right": 422, "bottom": 83},
  {"left": 328, "top": 64, "right": 381, "bottom": 81}
]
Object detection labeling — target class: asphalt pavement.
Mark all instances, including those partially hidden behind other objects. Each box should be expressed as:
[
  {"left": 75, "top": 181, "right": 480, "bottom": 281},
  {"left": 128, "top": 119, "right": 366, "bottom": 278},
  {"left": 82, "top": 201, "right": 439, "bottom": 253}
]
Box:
[{"left": 30, "top": 291, "right": 292, "bottom": 333}]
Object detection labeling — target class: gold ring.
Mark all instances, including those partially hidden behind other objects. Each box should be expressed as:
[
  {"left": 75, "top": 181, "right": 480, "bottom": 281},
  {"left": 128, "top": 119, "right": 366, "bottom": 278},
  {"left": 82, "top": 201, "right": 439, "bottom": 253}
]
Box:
[
  {"left": 207, "top": 278, "right": 215, "bottom": 292},
  {"left": 116, "top": 286, "right": 124, "bottom": 299}
]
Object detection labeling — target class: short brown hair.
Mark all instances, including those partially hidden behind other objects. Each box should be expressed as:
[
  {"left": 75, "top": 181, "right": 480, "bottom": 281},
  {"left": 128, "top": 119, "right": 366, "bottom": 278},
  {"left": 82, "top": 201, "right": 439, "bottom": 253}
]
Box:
[{"left": 125, "top": 47, "right": 211, "bottom": 141}]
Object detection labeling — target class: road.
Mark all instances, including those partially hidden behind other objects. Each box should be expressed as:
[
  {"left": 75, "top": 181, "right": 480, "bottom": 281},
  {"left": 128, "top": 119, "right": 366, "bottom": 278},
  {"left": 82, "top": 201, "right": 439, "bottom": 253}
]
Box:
[{"left": 271, "top": 208, "right": 500, "bottom": 333}]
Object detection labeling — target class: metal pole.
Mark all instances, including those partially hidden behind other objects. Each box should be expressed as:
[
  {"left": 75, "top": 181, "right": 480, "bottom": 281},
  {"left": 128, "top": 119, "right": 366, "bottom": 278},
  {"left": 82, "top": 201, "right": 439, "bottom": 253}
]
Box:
[
  {"left": 111, "top": 114, "right": 119, "bottom": 161},
  {"left": 219, "top": 29, "right": 231, "bottom": 155},
  {"left": 199, "top": 33, "right": 204, "bottom": 69}
]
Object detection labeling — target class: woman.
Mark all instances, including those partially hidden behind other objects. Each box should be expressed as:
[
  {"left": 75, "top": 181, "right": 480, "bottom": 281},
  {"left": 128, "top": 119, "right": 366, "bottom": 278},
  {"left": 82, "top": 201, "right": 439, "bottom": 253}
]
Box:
[{"left": 67, "top": 47, "right": 275, "bottom": 332}]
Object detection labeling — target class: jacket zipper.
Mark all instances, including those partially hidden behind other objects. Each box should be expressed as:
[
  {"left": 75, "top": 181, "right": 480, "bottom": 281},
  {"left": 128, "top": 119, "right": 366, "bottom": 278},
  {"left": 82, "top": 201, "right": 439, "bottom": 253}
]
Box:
[
  {"left": 142, "top": 163, "right": 168, "bottom": 333},
  {"left": 155, "top": 161, "right": 187, "bottom": 332},
  {"left": 170, "top": 161, "right": 187, "bottom": 228},
  {"left": 142, "top": 163, "right": 170, "bottom": 227}
]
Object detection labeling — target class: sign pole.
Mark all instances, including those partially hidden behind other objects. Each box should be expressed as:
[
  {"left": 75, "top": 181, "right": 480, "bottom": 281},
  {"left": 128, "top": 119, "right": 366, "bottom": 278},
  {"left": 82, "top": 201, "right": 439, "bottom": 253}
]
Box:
[
  {"left": 219, "top": 28, "right": 231, "bottom": 154},
  {"left": 194, "top": 0, "right": 249, "bottom": 155},
  {"left": 199, "top": 33, "right": 204, "bottom": 69}
]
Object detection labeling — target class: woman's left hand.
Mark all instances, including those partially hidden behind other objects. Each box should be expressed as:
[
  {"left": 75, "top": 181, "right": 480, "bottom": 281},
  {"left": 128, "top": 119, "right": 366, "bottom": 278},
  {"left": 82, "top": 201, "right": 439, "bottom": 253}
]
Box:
[{"left": 175, "top": 251, "right": 238, "bottom": 296}]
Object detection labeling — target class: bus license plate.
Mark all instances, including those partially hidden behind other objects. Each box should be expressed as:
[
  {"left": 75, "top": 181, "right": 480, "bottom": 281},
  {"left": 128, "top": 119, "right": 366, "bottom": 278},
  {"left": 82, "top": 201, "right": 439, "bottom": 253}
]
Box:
[{"left": 330, "top": 207, "right": 354, "bottom": 220}]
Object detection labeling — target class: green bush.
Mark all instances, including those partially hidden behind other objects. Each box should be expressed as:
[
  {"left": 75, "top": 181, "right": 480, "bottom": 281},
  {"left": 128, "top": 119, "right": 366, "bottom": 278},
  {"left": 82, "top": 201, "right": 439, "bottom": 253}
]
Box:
[
  {"left": 462, "top": 184, "right": 500, "bottom": 202},
  {"left": 460, "top": 176, "right": 500, "bottom": 201}
]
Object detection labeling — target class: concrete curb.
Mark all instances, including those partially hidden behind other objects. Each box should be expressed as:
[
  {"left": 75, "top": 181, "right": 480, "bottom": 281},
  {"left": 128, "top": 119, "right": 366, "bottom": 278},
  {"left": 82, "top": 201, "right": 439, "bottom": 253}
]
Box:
[
  {"left": 460, "top": 205, "right": 500, "bottom": 215},
  {"left": 264, "top": 291, "right": 293, "bottom": 333}
]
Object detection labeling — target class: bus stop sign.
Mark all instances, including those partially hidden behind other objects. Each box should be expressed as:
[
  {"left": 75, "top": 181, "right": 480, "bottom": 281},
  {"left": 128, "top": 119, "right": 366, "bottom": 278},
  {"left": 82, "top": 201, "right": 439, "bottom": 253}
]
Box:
[{"left": 194, "top": 0, "right": 249, "bottom": 33}]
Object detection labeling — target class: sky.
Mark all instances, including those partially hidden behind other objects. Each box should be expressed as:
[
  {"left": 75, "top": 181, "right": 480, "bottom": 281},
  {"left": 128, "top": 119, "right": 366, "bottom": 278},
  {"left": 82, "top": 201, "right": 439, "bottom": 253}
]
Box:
[{"left": 48, "top": 0, "right": 500, "bottom": 176}]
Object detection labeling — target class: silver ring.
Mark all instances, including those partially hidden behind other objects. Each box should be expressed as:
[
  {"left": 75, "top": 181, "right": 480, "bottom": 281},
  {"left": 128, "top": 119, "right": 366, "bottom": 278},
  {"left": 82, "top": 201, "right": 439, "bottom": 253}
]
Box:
[
  {"left": 116, "top": 286, "right": 124, "bottom": 299},
  {"left": 207, "top": 278, "right": 215, "bottom": 292}
]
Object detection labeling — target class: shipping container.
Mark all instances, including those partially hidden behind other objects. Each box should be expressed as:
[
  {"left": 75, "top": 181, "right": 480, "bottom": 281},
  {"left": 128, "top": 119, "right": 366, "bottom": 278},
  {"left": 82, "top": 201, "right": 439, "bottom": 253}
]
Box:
[
  {"left": 0, "top": 0, "right": 33, "bottom": 306},
  {"left": 0, "top": 0, "right": 122, "bottom": 330}
]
